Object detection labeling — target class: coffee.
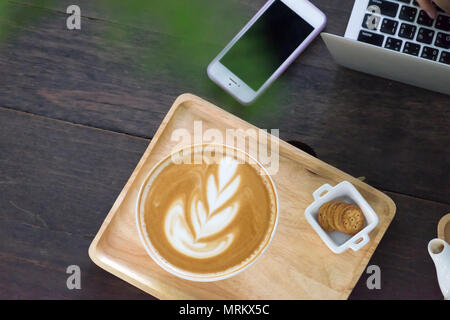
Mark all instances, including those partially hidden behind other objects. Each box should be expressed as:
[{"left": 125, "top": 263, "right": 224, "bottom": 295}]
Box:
[{"left": 137, "top": 144, "right": 278, "bottom": 280}]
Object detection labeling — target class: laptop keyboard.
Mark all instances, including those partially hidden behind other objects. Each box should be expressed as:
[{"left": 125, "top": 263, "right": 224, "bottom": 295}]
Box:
[{"left": 357, "top": 0, "right": 450, "bottom": 65}]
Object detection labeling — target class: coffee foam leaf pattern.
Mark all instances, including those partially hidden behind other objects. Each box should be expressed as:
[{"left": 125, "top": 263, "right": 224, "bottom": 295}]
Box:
[{"left": 164, "top": 157, "right": 240, "bottom": 259}]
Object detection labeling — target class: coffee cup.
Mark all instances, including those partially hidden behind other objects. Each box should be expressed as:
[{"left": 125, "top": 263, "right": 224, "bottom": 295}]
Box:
[{"left": 136, "top": 144, "right": 279, "bottom": 281}]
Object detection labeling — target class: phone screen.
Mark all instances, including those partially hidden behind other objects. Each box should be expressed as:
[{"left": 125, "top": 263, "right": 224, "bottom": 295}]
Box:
[{"left": 220, "top": 0, "right": 314, "bottom": 91}]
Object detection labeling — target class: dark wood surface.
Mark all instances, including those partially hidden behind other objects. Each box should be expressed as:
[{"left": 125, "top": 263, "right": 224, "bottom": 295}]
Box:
[{"left": 0, "top": 0, "right": 448, "bottom": 299}]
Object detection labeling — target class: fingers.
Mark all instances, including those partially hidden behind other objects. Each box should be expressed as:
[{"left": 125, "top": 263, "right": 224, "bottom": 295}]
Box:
[{"left": 417, "top": 0, "right": 437, "bottom": 19}]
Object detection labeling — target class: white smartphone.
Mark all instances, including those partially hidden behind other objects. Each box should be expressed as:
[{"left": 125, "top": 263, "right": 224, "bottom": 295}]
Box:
[{"left": 207, "top": 0, "right": 326, "bottom": 105}]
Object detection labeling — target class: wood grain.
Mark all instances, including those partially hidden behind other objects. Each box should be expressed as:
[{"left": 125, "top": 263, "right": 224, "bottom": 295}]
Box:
[
  {"left": 89, "top": 94, "right": 396, "bottom": 299},
  {"left": 0, "top": 2, "right": 448, "bottom": 204},
  {"left": 0, "top": 106, "right": 447, "bottom": 299},
  {"left": 350, "top": 194, "right": 447, "bottom": 299},
  {"left": 0, "top": 107, "right": 152, "bottom": 299},
  {"left": 0, "top": 0, "right": 449, "bottom": 299}
]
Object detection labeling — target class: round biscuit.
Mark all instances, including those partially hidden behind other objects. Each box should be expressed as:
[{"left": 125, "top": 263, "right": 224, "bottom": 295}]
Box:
[
  {"left": 335, "top": 203, "right": 350, "bottom": 232},
  {"left": 342, "top": 206, "right": 365, "bottom": 235},
  {"left": 326, "top": 202, "right": 339, "bottom": 230},
  {"left": 318, "top": 203, "right": 333, "bottom": 232}
]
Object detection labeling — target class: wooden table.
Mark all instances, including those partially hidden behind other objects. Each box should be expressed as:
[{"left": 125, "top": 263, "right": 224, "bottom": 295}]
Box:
[{"left": 0, "top": 0, "right": 448, "bottom": 299}]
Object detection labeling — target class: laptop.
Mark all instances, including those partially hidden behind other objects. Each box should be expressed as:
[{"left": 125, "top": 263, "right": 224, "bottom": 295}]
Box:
[{"left": 321, "top": 0, "right": 450, "bottom": 95}]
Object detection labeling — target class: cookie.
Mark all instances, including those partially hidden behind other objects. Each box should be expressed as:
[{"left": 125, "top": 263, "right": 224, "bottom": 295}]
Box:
[
  {"left": 318, "top": 202, "right": 334, "bottom": 232},
  {"left": 334, "top": 202, "right": 350, "bottom": 233},
  {"left": 326, "top": 202, "right": 340, "bottom": 230},
  {"left": 341, "top": 205, "right": 365, "bottom": 235},
  {"left": 317, "top": 201, "right": 366, "bottom": 235}
]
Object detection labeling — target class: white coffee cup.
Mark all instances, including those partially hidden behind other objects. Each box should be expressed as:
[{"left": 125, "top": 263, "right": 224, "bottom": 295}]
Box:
[{"left": 136, "top": 144, "right": 279, "bottom": 281}]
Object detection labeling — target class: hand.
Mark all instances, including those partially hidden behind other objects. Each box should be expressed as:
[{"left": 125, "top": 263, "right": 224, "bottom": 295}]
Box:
[
  {"left": 434, "top": 0, "right": 450, "bottom": 13},
  {"left": 417, "top": 0, "right": 437, "bottom": 19},
  {"left": 417, "top": 0, "right": 450, "bottom": 18}
]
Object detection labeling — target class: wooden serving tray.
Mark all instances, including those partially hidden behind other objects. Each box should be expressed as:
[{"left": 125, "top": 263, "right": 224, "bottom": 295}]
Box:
[{"left": 89, "top": 93, "right": 396, "bottom": 299}]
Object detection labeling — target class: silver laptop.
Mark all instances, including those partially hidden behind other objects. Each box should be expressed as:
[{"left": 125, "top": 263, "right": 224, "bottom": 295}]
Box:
[{"left": 321, "top": 0, "right": 450, "bottom": 95}]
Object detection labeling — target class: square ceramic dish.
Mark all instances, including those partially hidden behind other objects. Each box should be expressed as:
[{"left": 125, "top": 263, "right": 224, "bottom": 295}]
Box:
[{"left": 304, "top": 181, "right": 379, "bottom": 254}]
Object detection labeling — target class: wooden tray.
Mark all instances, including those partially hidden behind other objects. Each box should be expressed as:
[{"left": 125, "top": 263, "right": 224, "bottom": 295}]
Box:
[{"left": 89, "top": 93, "right": 396, "bottom": 299}]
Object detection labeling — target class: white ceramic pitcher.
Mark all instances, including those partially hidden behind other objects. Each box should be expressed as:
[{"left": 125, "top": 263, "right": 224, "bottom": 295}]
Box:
[{"left": 428, "top": 238, "right": 450, "bottom": 300}]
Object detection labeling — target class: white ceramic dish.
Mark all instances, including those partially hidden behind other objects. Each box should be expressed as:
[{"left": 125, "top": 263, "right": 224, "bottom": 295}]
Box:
[{"left": 304, "top": 181, "right": 379, "bottom": 254}]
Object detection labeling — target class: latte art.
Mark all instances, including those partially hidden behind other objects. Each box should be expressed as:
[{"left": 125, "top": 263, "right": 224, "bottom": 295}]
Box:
[
  {"left": 137, "top": 145, "right": 278, "bottom": 279},
  {"left": 165, "top": 157, "right": 240, "bottom": 259}
]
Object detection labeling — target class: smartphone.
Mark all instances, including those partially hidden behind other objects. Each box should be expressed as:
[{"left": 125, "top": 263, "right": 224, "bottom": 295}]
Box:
[{"left": 207, "top": 0, "right": 326, "bottom": 105}]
